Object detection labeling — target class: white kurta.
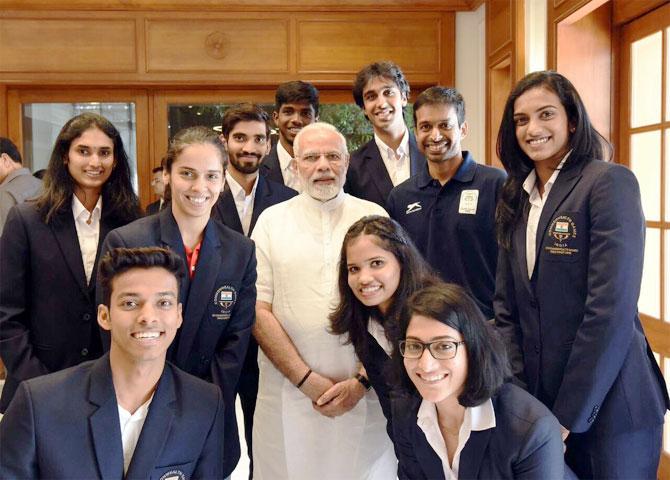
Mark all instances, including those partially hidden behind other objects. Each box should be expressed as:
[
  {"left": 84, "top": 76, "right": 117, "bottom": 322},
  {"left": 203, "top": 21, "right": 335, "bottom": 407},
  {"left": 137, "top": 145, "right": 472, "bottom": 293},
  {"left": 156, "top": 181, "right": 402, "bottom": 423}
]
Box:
[{"left": 251, "top": 191, "right": 395, "bottom": 480}]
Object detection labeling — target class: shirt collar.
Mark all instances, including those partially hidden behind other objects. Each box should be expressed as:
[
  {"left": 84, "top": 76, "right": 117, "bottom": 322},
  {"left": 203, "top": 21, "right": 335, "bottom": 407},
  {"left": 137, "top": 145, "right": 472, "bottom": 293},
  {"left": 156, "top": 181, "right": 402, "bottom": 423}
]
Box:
[
  {"left": 417, "top": 151, "right": 476, "bottom": 188},
  {"left": 72, "top": 194, "right": 102, "bottom": 221},
  {"left": 417, "top": 398, "right": 496, "bottom": 432},
  {"left": 522, "top": 150, "right": 571, "bottom": 196},
  {"left": 277, "top": 141, "right": 294, "bottom": 172},
  {"left": 374, "top": 128, "right": 409, "bottom": 159},
  {"left": 225, "top": 171, "right": 259, "bottom": 200}
]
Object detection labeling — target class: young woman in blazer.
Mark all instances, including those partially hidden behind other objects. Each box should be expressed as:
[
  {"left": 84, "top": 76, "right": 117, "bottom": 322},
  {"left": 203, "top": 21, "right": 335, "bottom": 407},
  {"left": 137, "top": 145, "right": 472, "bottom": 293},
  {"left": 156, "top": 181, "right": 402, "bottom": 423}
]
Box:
[
  {"left": 0, "top": 112, "right": 140, "bottom": 411},
  {"left": 329, "top": 215, "right": 439, "bottom": 435},
  {"left": 494, "top": 70, "right": 669, "bottom": 478},
  {"left": 392, "top": 283, "right": 569, "bottom": 479},
  {"left": 100, "top": 126, "right": 257, "bottom": 478}
]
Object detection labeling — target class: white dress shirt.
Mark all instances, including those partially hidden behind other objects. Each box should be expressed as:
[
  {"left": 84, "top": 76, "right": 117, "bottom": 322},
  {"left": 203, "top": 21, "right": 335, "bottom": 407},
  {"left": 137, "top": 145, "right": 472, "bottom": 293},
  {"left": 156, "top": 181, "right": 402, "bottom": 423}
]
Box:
[
  {"left": 71, "top": 195, "right": 102, "bottom": 284},
  {"left": 374, "top": 129, "right": 410, "bottom": 187},
  {"left": 118, "top": 394, "right": 154, "bottom": 474},
  {"left": 225, "top": 171, "right": 259, "bottom": 236},
  {"left": 522, "top": 153, "right": 570, "bottom": 278},
  {"left": 417, "top": 398, "right": 496, "bottom": 480},
  {"left": 367, "top": 317, "right": 393, "bottom": 356},
  {"left": 277, "top": 142, "right": 303, "bottom": 193}
]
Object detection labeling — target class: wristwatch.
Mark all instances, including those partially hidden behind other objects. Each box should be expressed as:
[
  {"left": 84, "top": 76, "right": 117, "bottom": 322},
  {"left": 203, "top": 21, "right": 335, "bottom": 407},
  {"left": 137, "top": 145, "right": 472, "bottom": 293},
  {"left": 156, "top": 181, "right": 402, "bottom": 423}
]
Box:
[{"left": 354, "top": 373, "right": 372, "bottom": 391}]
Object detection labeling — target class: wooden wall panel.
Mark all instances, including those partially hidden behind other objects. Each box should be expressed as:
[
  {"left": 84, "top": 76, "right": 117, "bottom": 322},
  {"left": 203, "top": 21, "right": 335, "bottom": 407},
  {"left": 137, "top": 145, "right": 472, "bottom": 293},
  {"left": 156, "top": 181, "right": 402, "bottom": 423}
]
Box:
[
  {"left": 298, "top": 17, "right": 440, "bottom": 74},
  {"left": 0, "top": 85, "right": 7, "bottom": 137},
  {"left": 485, "top": 0, "right": 523, "bottom": 166},
  {"left": 146, "top": 19, "right": 289, "bottom": 73},
  {"left": 612, "top": 0, "right": 667, "bottom": 26},
  {"left": 557, "top": 1, "right": 612, "bottom": 140},
  {"left": 0, "top": 18, "right": 136, "bottom": 72}
]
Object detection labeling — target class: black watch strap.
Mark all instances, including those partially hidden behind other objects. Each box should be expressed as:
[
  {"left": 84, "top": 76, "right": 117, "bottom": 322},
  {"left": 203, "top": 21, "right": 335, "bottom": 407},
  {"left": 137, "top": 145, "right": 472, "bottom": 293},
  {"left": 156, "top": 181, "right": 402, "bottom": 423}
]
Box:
[{"left": 354, "top": 373, "right": 372, "bottom": 391}]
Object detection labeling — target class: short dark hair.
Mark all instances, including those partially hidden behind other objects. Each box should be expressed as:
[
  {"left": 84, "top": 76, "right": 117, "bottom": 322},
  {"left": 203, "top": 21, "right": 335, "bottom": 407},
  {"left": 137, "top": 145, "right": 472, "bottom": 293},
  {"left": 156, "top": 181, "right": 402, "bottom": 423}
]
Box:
[
  {"left": 392, "top": 283, "right": 511, "bottom": 407},
  {"left": 99, "top": 247, "right": 184, "bottom": 307},
  {"left": 413, "top": 86, "right": 466, "bottom": 126},
  {"left": 221, "top": 103, "right": 271, "bottom": 139},
  {"left": 151, "top": 165, "right": 163, "bottom": 174},
  {"left": 0, "top": 137, "right": 22, "bottom": 164},
  {"left": 330, "top": 215, "right": 440, "bottom": 361},
  {"left": 353, "top": 61, "right": 410, "bottom": 109},
  {"left": 275, "top": 81, "right": 320, "bottom": 116}
]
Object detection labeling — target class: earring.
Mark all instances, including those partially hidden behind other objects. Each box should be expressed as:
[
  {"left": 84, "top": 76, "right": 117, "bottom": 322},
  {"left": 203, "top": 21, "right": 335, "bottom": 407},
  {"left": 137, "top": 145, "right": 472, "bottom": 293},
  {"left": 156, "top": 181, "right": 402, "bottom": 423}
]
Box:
[{"left": 570, "top": 127, "right": 576, "bottom": 133}]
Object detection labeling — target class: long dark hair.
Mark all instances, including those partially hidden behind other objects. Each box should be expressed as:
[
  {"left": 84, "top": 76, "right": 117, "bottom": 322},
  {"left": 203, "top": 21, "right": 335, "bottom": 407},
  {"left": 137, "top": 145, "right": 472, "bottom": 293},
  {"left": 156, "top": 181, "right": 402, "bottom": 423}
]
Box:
[
  {"left": 495, "top": 70, "right": 611, "bottom": 249},
  {"left": 36, "top": 113, "right": 140, "bottom": 224},
  {"left": 329, "top": 215, "right": 439, "bottom": 361},
  {"left": 392, "top": 283, "right": 511, "bottom": 407}
]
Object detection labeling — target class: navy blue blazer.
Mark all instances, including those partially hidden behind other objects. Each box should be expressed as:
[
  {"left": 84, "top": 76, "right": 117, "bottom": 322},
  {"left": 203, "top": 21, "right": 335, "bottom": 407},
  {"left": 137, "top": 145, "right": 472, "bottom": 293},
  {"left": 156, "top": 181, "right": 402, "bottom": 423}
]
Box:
[
  {"left": 494, "top": 158, "right": 669, "bottom": 436},
  {"left": 392, "top": 383, "right": 570, "bottom": 480},
  {"left": 259, "top": 144, "right": 291, "bottom": 187},
  {"left": 0, "top": 202, "right": 134, "bottom": 412},
  {"left": 0, "top": 353, "right": 224, "bottom": 479},
  {"left": 145, "top": 199, "right": 162, "bottom": 216},
  {"left": 100, "top": 206, "right": 257, "bottom": 476},
  {"left": 211, "top": 174, "right": 297, "bottom": 236},
  {"left": 360, "top": 331, "right": 394, "bottom": 435},
  {"left": 344, "top": 133, "right": 426, "bottom": 208}
]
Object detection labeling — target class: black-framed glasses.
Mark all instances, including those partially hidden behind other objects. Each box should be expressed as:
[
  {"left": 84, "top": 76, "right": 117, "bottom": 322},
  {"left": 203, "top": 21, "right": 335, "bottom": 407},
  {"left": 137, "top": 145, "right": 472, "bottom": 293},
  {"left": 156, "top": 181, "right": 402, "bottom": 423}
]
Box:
[{"left": 399, "top": 339, "right": 465, "bottom": 360}]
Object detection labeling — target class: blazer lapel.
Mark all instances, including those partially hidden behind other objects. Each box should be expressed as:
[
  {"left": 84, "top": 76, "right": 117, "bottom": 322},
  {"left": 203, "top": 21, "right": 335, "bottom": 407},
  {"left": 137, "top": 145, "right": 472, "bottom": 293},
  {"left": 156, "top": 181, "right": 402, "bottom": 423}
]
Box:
[
  {"left": 249, "top": 175, "right": 269, "bottom": 235},
  {"left": 215, "top": 182, "right": 244, "bottom": 235},
  {"left": 89, "top": 216, "right": 114, "bottom": 291},
  {"left": 125, "top": 366, "right": 176, "bottom": 480},
  {"left": 88, "top": 354, "right": 125, "bottom": 480},
  {"left": 458, "top": 429, "right": 493, "bottom": 479},
  {"left": 176, "top": 221, "right": 222, "bottom": 366},
  {"left": 158, "top": 207, "right": 190, "bottom": 301},
  {"left": 412, "top": 426, "right": 447, "bottom": 479},
  {"left": 514, "top": 206, "right": 533, "bottom": 294},
  {"left": 51, "top": 210, "right": 88, "bottom": 296},
  {"left": 533, "top": 164, "right": 583, "bottom": 272},
  {"left": 366, "top": 142, "right": 394, "bottom": 202}
]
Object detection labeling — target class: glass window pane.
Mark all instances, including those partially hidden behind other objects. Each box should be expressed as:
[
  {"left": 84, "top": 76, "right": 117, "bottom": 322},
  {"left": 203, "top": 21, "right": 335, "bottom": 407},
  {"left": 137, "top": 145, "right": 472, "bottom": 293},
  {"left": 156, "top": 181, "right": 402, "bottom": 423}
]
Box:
[
  {"left": 640, "top": 227, "right": 660, "bottom": 319},
  {"left": 22, "top": 103, "right": 138, "bottom": 192},
  {"left": 631, "top": 31, "right": 662, "bottom": 128},
  {"left": 630, "top": 130, "right": 661, "bottom": 221},
  {"left": 667, "top": 28, "right": 670, "bottom": 122}
]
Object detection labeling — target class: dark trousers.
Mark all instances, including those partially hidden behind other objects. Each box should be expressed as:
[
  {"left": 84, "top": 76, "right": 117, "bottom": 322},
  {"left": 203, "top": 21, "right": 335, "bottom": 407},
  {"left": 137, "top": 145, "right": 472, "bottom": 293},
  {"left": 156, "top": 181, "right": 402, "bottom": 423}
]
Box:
[
  {"left": 237, "top": 339, "right": 259, "bottom": 480},
  {"left": 565, "top": 424, "right": 662, "bottom": 479}
]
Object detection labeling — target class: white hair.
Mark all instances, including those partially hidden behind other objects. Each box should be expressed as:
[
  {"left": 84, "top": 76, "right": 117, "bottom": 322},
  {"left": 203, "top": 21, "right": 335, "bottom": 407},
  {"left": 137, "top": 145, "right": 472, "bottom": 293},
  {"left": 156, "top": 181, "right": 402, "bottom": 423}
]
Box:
[{"left": 293, "top": 122, "right": 348, "bottom": 158}]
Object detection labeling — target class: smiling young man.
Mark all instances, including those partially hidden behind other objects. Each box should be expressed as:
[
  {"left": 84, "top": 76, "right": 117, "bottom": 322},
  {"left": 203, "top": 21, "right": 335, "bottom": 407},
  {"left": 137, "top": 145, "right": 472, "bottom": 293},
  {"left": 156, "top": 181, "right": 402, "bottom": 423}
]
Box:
[
  {"left": 260, "top": 81, "right": 320, "bottom": 191},
  {"left": 211, "top": 103, "right": 297, "bottom": 478},
  {"left": 0, "top": 247, "right": 224, "bottom": 479},
  {"left": 345, "top": 61, "right": 426, "bottom": 207},
  {"left": 386, "top": 87, "right": 506, "bottom": 319}
]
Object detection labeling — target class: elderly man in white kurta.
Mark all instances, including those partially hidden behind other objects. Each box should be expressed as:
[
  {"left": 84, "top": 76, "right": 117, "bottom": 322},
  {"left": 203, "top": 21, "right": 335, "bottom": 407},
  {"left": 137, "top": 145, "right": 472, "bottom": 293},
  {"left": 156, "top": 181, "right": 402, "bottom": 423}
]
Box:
[{"left": 250, "top": 122, "right": 395, "bottom": 480}]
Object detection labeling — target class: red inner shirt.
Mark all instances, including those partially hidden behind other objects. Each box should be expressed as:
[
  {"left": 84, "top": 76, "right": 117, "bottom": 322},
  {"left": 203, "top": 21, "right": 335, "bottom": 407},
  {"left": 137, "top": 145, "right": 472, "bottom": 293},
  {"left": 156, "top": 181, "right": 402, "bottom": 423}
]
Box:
[{"left": 183, "top": 241, "right": 202, "bottom": 279}]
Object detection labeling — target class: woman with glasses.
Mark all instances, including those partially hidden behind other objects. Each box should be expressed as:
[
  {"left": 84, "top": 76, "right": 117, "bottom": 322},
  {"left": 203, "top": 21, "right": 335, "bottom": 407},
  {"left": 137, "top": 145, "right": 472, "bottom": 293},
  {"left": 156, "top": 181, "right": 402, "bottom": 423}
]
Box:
[
  {"left": 391, "top": 283, "right": 570, "bottom": 479},
  {"left": 329, "top": 215, "right": 439, "bottom": 437}
]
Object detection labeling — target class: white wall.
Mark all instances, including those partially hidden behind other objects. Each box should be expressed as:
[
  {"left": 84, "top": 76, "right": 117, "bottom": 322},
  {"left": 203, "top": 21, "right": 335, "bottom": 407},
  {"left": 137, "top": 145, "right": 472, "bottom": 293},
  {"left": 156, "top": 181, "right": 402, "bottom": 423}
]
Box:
[
  {"left": 455, "top": 3, "right": 486, "bottom": 163},
  {"left": 525, "top": 0, "right": 548, "bottom": 73}
]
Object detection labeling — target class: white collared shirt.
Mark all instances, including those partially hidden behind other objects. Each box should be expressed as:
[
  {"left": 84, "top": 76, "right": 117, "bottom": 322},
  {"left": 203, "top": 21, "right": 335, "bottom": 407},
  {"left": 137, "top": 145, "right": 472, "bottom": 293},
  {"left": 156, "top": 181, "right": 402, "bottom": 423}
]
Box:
[
  {"left": 367, "top": 317, "right": 393, "bottom": 356},
  {"left": 522, "top": 153, "right": 570, "bottom": 278},
  {"left": 118, "top": 395, "right": 154, "bottom": 474},
  {"left": 277, "top": 141, "right": 303, "bottom": 192},
  {"left": 71, "top": 195, "right": 102, "bottom": 284},
  {"left": 225, "top": 171, "right": 259, "bottom": 236},
  {"left": 417, "top": 399, "right": 496, "bottom": 480},
  {"left": 374, "top": 129, "right": 410, "bottom": 187}
]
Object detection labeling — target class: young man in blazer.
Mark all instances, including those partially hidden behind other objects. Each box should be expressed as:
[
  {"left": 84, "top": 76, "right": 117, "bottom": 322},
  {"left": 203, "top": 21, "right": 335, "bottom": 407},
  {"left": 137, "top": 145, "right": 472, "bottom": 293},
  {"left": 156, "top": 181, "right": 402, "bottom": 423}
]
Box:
[
  {"left": 260, "top": 81, "right": 319, "bottom": 191},
  {"left": 212, "top": 103, "right": 296, "bottom": 477},
  {"left": 0, "top": 247, "right": 224, "bottom": 479},
  {"left": 345, "top": 61, "right": 426, "bottom": 208}
]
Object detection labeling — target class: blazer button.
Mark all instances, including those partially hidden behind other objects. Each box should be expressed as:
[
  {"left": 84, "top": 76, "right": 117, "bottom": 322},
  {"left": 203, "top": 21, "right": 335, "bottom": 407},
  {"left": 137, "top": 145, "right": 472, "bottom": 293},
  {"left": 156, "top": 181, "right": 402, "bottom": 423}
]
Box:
[
  {"left": 83, "top": 313, "right": 91, "bottom": 321},
  {"left": 534, "top": 345, "right": 540, "bottom": 354},
  {"left": 81, "top": 348, "right": 89, "bottom": 356}
]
